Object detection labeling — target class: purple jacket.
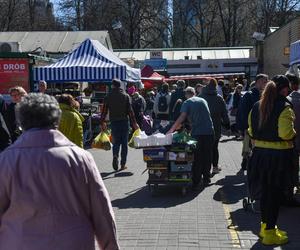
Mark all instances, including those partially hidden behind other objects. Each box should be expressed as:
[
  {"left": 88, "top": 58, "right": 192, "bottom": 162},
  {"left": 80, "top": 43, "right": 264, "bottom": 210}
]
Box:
[{"left": 0, "top": 129, "right": 119, "bottom": 250}]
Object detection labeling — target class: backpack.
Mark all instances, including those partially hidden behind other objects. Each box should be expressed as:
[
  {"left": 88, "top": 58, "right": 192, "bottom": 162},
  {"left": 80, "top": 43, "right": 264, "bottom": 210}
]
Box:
[{"left": 158, "top": 94, "right": 168, "bottom": 112}]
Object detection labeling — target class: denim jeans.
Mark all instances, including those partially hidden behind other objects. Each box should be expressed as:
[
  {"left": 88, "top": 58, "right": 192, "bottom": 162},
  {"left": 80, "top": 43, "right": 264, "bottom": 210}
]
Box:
[{"left": 110, "top": 120, "right": 129, "bottom": 166}]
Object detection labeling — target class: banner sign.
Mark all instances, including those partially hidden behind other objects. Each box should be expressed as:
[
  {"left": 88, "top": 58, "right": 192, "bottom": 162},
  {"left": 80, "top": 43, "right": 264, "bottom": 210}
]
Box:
[
  {"left": 144, "top": 59, "right": 167, "bottom": 70},
  {"left": 0, "top": 58, "right": 30, "bottom": 94}
]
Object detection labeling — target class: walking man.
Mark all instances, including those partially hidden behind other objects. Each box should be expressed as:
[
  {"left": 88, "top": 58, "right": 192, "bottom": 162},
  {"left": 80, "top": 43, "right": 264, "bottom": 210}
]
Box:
[
  {"left": 167, "top": 87, "right": 214, "bottom": 188},
  {"left": 100, "top": 79, "right": 139, "bottom": 171},
  {"left": 200, "top": 79, "right": 230, "bottom": 174}
]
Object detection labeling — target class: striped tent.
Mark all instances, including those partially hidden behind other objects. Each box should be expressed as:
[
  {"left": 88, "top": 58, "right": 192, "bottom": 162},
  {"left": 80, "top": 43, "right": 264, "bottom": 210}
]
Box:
[
  {"left": 290, "top": 40, "right": 300, "bottom": 65},
  {"left": 33, "top": 39, "right": 140, "bottom": 82}
]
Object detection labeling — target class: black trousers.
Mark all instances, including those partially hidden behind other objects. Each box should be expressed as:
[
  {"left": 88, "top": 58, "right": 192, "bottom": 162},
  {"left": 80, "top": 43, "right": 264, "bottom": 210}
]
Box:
[
  {"left": 260, "top": 177, "right": 283, "bottom": 229},
  {"left": 193, "top": 135, "right": 214, "bottom": 185},
  {"left": 212, "top": 138, "right": 220, "bottom": 167},
  {"left": 250, "top": 148, "right": 294, "bottom": 229}
]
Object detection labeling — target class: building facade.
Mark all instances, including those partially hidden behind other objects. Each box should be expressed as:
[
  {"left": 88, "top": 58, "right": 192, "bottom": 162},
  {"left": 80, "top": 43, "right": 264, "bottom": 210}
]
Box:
[
  {"left": 115, "top": 47, "right": 258, "bottom": 79},
  {"left": 263, "top": 17, "right": 300, "bottom": 77}
]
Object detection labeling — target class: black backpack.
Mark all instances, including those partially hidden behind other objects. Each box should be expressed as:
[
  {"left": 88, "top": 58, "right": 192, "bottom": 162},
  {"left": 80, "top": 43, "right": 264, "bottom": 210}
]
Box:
[{"left": 158, "top": 94, "right": 168, "bottom": 112}]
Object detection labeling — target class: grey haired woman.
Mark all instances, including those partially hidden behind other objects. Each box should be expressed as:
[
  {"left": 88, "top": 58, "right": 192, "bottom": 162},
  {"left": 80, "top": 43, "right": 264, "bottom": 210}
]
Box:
[{"left": 0, "top": 93, "right": 119, "bottom": 250}]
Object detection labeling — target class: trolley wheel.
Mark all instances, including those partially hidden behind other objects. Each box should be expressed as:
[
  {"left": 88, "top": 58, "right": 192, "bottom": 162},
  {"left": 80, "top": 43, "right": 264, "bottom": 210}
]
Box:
[
  {"left": 181, "top": 187, "right": 187, "bottom": 196},
  {"left": 243, "top": 198, "right": 248, "bottom": 211}
]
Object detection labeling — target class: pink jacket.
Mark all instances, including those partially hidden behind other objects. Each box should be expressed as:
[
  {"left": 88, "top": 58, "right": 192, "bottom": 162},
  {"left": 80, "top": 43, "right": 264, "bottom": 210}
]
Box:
[{"left": 0, "top": 129, "right": 119, "bottom": 250}]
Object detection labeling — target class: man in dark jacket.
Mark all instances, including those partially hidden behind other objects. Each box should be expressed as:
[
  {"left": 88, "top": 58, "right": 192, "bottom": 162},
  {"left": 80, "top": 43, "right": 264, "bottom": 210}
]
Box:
[
  {"left": 169, "top": 80, "right": 186, "bottom": 121},
  {"left": 237, "top": 74, "right": 268, "bottom": 170},
  {"left": 131, "top": 92, "right": 146, "bottom": 128},
  {"left": 200, "top": 79, "right": 230, "bottom": 174},
  {"left": 100, "top": 79, "right": 139, "bottom": 171}
]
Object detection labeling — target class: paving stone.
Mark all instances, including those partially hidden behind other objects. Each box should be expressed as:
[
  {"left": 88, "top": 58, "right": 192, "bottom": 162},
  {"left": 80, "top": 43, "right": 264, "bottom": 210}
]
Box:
[{"left": 90, "top": 136, "right": 300, "bottom": 249}]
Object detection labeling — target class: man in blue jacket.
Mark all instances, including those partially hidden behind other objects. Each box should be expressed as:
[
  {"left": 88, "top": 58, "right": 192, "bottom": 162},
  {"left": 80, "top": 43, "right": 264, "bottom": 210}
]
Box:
[{"left": 237, "top": 74, "right": 268, "bottom": 170}]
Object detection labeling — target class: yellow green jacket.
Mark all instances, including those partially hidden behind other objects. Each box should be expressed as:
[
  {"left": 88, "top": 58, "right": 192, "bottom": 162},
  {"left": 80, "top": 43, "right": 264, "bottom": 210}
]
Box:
[
  {"left": 59, "top": 103, "right": 84, "bottom": 148},
  {"left": 248, "top": 106, "right": 296, "bottom": 149}
]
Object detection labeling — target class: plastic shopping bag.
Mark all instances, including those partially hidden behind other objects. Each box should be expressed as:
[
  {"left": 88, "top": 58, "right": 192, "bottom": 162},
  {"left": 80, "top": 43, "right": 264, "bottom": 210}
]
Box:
[
  {"left": 128, "top": 128, "right": 141, "bottom": 148},
  {"left": 92, "top": 132, "right": 112, "bottom": 150}
]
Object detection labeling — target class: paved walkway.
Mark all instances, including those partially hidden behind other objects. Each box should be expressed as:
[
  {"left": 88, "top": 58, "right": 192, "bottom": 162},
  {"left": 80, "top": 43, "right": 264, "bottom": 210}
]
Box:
[{"left": 90, "top": 136, "right": 300, "bottom": 250}]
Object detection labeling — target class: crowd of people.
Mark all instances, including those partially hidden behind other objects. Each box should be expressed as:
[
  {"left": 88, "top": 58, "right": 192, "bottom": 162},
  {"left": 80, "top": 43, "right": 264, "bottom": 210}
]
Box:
[{"left": 0, "top": 72, "right": 300, "bottom": 248}]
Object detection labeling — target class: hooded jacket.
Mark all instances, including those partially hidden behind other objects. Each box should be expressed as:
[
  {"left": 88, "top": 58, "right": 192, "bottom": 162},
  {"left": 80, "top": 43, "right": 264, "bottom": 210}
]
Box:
[
  {"left": 58, "top": 103, "right": 84, "bottom": 148},
  {"left": 200, "top": 85, "right": 230, "bottom": 139}
]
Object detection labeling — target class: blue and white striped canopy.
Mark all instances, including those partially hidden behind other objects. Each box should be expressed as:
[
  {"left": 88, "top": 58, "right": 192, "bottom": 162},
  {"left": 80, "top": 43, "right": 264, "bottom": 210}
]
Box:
[
  {"left": 290, "top": 40, "right": 300, "bottom": 65},
  {"left": 33, "top": 39, "right": 140, "bottom": 82}
]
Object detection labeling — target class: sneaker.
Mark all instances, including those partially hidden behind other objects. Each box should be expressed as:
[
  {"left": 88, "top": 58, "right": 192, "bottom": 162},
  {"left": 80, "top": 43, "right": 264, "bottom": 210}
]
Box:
[
  {"left": 259, "top": 223, "right": 287, "bottom": 238},
  {"left": 112, "top": 156, "right": 118, "bottom": 171},
  {"left": 262, "top": 229, "right": 288, "bottom": 245}
]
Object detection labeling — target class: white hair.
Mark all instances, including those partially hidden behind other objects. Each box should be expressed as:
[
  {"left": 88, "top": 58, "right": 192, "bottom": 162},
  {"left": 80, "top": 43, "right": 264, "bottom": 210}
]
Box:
[{"left": 16, "top": 93, "right": 61, "bottom": 131}]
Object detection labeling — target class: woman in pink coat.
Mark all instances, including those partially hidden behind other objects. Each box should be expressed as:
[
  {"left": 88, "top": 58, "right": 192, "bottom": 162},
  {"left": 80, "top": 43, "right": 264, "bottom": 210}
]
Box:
[{"left": 0, "top": 93, "right": 119, "bottom": 250}]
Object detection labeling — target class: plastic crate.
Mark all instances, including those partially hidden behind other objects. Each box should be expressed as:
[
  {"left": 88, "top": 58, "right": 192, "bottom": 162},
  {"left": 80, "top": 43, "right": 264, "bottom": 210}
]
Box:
[
  {"left": 148, "top": 168, "right": 168, "bottom": 181},
  {"left": 146, "top": 161, "right": 169, "bottom": 169},
  {"left": 143, "top": 147, "right": 167, "bottom": 161},
  {"left": 167, "top": 152, "right": 194, "bottom": 162},
  {"left": 170, "top": 162, "right": 192, "bottom": 172}
]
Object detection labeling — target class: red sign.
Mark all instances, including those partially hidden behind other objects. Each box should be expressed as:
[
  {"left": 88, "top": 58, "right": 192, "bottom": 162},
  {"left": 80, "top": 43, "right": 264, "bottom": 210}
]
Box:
[{"left": 0, "top": 58, "right": 30, "bottom": 94}]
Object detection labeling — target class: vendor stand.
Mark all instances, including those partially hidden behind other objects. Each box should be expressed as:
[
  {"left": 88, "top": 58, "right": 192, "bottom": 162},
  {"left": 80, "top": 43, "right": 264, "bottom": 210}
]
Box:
[{"left": 133, "top": 122, "right": 196, "bottom": 196}]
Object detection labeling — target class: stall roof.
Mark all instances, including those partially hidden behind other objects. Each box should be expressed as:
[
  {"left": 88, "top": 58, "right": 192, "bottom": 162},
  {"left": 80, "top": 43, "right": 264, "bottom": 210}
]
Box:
[
  {"left": 0, "top": 31, "right": 113, "bottom": 53},
  {"left": 290, "top": 40, "right": 300, "bottom": 65},
  {"left": 33, "top": 39, "right": 140, "bottom": 82},
  {"left": 114, "top": 47, "right": 253, "bottom": 61}
]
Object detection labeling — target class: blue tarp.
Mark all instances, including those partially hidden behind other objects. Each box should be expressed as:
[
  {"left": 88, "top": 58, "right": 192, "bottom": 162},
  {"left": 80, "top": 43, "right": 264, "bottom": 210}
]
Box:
[
  {"left": 290, "top": 40, "right": 300, "bottom": 65},
  {"left": 33, "top": 39, "right": 140, "bottom": 82}
]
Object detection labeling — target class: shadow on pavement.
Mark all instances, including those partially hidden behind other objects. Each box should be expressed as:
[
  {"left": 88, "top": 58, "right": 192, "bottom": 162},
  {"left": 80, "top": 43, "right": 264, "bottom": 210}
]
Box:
[
  {"left": 114, "top": 172, "right": 134, "bottom": 177},
  {"left": 112, "top": 185, "right": 200, "bottom": 209},
  {"left": 101, "top": 171, "right": 115, "bottom": 179},
  {"left": 101, "top": 171, "right": 134, "bottom": 180},
  {"left": 213, "top": 173, "right": 247, "bottom": 205}
]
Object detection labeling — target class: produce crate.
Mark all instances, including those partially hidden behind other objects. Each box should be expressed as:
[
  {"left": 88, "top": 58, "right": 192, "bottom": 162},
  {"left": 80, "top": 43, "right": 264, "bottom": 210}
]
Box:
[
  {"left": 143, "top": 147, "right": 167, "bottom": 161},
  {"left": 167, "top": 152, "right": 194, "bottom": 162},
  {"left": 170, "top": 162, "right": 193, "bottom": 172},
  {"left": 169, "top": 172, "right": 192, "bottom": 182},
  {"left": 148, "top": 168, "right": 168, "bottom": 181},
  {"left": 146, "top": 161, "right": 169, "bottom": 169}
]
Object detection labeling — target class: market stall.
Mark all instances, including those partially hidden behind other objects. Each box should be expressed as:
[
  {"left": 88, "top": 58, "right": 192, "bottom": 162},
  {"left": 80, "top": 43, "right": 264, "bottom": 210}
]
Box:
[{"left": 33, "top": 38, "right": 141, "bottom": 82}]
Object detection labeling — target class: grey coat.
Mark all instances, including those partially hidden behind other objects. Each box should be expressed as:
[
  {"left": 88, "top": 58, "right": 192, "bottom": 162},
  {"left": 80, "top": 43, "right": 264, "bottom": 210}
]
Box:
[{"left": 200, "top": 86, "right": 230, "bottom": 139}]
